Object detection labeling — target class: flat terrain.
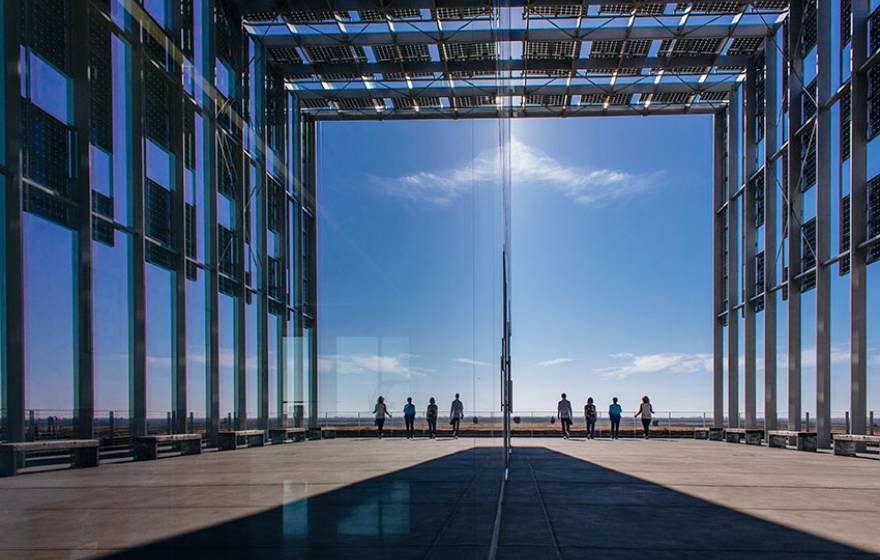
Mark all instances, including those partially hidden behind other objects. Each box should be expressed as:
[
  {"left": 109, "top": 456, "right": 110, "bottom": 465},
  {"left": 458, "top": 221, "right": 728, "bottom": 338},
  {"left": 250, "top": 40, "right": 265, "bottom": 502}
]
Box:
[{"left": 0, "top": 437, "right": 878, "bottom": 558}]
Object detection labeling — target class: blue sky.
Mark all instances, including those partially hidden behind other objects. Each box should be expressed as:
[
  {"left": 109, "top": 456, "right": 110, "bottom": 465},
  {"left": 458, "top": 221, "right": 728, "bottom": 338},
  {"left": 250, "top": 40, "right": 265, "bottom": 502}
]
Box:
[{"left": 316, "top": 115, "right": 880, "bottom": 417}]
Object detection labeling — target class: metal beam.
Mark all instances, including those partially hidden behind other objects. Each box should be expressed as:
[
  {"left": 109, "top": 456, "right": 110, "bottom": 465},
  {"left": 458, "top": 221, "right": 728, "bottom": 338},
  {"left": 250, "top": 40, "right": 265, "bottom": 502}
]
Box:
[
  {"left": 786, "top": 0, "right": 803, "bottom": 432},
  {"left": 235, "top": 0, "right": 776, "bottom": 10},
  {"left": 277, "top": 55, "right": 755, "bottom": 78},
  {"left": 815, "top": 0, "right": 832, "bottom": 448},
  {"left": 743, "top": 63, "right": 757, "bottom": 430},
  {"left": 850, "top": 0, "right": 869, "bottom": 437},
  {"left": 293, "top": 80, "right": 738, "bottom": 100},
  {"left": 304, "top": 118, "right": 318, "bottom": 430},
  {"left": 713, "top": 111, "right": 726, "bottom": 429},
  {"left": 254, "top": 40, "right": 271, "bottom": 431},
  {"left": 763, "top": 31, "right": 778, "bottom": 432},
  {"left": 306, "top": 102, "right": 721, "bottom": 120},
  {"left": 261, "top": 23, "right": 772, "bottom": 48},
  {"left": 727, "top": 87, "right": 740, "bottom": 429},
  {"left": 2, "top": 0, "right": 24, "bottom": 442},
  {"left": 72, "top": 1, "right": 95, "bottom": 440}
]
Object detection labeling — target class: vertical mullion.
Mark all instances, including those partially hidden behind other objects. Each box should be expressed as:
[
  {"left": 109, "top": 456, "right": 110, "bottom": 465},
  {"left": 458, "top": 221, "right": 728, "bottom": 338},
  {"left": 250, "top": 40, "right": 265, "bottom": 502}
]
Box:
[
  {"left": 73, "top": 1, "right": 95, "bottom": 440},
  {"left": 305, "top": 118, "right": 318, "bottom": 430},
  {"left": 713, "top": 111, "right": 726, "bottom": 429},
  {"left": 850, "top": 0, "right": 869, "bottom": 437},
  {"left": 787, "top": 1, "right": 804, "bottom": 431},
  {"left": 254, "top": 45, "right": 270, "bottom": 431},
  {"left": 763, "top": 33, "right": 779, "bottom": 432},
  {"left": 2, "top": 0, "right": 24, "bottom": 442},
  {"left": 171, "top": 13, "right": 187, "bottom": 436},
  {"left": 815, "top": 0, "right": 833, "bottom": 448},
  {"left": 232, "top": 7, "right": 246, "bottom": 431},
  {"left": 130, "top": 18, "right": 148, "bottom": 439},
  {"left": 743, "top": 65, "right": 758, "bottom": 430},
  {"left": 727, "top": 88, "right": 740, "bottom": 429}
]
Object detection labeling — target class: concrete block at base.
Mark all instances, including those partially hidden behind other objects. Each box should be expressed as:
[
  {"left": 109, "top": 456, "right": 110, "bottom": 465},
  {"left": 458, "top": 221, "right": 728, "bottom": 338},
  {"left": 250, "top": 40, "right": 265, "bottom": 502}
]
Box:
[
  {"left": 708, "top": 429, "right": 723, "bottom": 442},
  {"left": 769, "top": 434, "right": 788, "bottom": 448},
  {"left": 694, "top": 430, "right": 708, "bottom": 440},
  {"left": 217, "top": 434, "right": 237, "bottom": 451},
  {"left": 321, "top": 428, "right": 337, "bottom": 439},
  {"left": 133, "top": 440, "right": 159, "bottom": 461},
  {"left": 0, "top": 448, "right": 20, "bottom": 477},
  {"left": 797, "top": 434, "right": 817, "bottom": 452},
  {"left": 725, "top": 431, "right": 742, "bottom": 443},
  {"left": 179, "top": 438, "right": 202, "bottom": 455},
  {"left": 834, "top": 439, "right": 857, "bottom": 457},
  {"left": 744, "top": 430, "right": 763, "bottom": 446},
  {"left": 308, "top": 428, "right": 323, "bottom": 440},
  {"left": 246, "top": 433, "right": 265, "bottom": 447},
  {"left": 72, "top": 447, "right": 100, "bottom": 468}
]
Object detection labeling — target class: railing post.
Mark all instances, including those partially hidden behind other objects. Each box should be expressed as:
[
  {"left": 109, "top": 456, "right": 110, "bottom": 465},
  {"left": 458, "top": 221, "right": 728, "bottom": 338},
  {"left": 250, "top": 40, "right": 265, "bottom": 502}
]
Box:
[
  {"left": 870, "top": 411, "right": 875, "bottom": 435},
  {"left": 805, "top": 412, "right": 810, "bottom": 431},
  {"left": 845, "top": 411, "right": 851, "bottom": 434},
  {"left": 109, "top": 411, "right": 115, "bottom": 442},
  {"left": 28, "top": 410, "right": 35, "bottom": 441}
]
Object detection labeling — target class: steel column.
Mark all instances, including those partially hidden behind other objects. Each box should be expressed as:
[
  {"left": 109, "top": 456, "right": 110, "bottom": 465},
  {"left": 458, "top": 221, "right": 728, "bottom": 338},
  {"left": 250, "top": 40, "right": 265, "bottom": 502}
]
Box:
[
  {"left": 304, "top": 118, "right": 318, "bottom": 430},
  {"left": 786, "top": 0, "right": 804, "bottom": 431},
  {"left": 2, "top": 0, "right": 24, "bottom": 442},
  {"left": 763, "top": 32, "right": 779, "bottom": 432},
  {"left": 713, "top": 112, "right": 726, "bottom": 429},
  {"left": 743, "top": 65, "right": 758, "bottom": 429},
  {"left": 815, "top": 0, "right": 833, "bottom": 448},
  {"left": 850, "top": 0, "right": 869, "bottom": 437},
  {"left": 727, "top": 88, "right": 740, "bottom": 429}
]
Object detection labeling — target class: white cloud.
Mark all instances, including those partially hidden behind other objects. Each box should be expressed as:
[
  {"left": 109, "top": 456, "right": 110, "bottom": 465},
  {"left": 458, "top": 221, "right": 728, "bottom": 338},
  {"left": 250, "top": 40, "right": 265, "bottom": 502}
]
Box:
[
  {"left": 596, "top": 352, "right": 712, "bottom": 379},
  {"left": 370, "top": 137, "right": 663, "bottom": 207},
  {"left": 538, "top": 357, "right": 574, "bottom": 367},
  {"left": 454, "top": 357, "right": 490, "bottom": 367},
  {"left": 318, "top": 353, "right": 430, "bottom": 379}
]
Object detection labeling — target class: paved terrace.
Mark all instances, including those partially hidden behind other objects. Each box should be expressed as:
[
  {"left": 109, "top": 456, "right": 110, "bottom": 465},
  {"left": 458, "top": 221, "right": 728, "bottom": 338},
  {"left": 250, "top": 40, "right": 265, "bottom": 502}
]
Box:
[{"left": 0, "top": 438, "right": 878, "bottom": 558}]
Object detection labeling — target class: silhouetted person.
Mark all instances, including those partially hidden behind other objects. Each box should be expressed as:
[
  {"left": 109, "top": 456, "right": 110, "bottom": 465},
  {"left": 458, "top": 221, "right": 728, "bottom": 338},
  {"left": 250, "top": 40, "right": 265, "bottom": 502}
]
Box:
[
  {"left": 404, "top": 397, "right": 416, "bottom": 439},
  {"left": 609, "top": 397, "right": 623, "bottom": 440},
  {"left": 450, "top": 393, "right": 464, "bottom": 438},
  {"left": 557, "top": 393, "right": 573, "bottom": 439},
  {"left": 373, "top": 396, "right": 392, "bottom": 438},
  {"left": 635, "top": 395, "right": 654, "bottom": 439},
  {"left": 426, "top": 397, "right": 438, "bottom": 439},
  {"left": 584, "top": 397, "right": 597, "bottom": 439}
]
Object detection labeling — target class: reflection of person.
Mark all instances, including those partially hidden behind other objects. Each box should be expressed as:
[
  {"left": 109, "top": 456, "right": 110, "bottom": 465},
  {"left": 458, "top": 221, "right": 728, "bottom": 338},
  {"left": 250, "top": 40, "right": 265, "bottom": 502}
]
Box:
[
  {"left": 373, "top": 396, "right": 392, "bottom": 438},
  {"left": 557, "top": 393, "right": 573, "bottom": 439},
  {"left": 450, "top": 394, "right": 464, "bottom": 438},
  {"left": 426, "top": 397, "right": 439, "bottom": 439},
  {"left": 635, "top": 396, "right": 654, "bottom": 439},
  {"left": 584, "top": 397, "right": 597, "bottom": 439},
  {"left": 609, "top": 397, "right": 623, "bottom": 440},
  {"left": 404, "top": 397, "right": 416, "bottom": 439}
]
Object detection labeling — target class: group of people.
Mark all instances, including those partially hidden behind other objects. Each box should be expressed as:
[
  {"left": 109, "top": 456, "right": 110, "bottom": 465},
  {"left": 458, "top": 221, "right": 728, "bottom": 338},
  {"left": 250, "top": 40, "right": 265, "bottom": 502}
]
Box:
[
  {"left": 559, "top": 394, "right": 655, "bottom": 439},
  {"left": 373, "top": 394, "right": 465, "bottom": 439},
  {"left": 371, "top": 393, "right": 656, "bottom": 440}
]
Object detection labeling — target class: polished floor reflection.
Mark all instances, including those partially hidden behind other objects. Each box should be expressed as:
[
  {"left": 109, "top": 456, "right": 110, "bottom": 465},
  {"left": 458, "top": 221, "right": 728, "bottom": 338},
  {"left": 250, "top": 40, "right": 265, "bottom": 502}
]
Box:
[{"left": 1, "top": 438, "right": 879, "bottom": 558}]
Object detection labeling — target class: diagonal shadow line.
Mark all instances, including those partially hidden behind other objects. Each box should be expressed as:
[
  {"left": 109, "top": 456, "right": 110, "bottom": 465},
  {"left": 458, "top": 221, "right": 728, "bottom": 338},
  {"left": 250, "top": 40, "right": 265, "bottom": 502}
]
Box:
[
  {"left": 497, "top": 447, "right": 880, "bottom": 559},
  {"left": 99, "top": 447, "right": 504, "bottom": 559}
]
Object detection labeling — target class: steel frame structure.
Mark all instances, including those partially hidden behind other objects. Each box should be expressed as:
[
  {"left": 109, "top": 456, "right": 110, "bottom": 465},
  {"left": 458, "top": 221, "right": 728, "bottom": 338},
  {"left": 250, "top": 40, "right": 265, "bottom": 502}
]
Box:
[{"left": 1, "top": 1, "right": 878, "bottom": 451}]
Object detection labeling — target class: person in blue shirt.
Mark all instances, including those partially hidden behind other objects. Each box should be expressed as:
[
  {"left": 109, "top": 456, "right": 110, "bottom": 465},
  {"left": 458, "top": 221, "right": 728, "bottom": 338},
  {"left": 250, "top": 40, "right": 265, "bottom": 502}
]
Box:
[
  {"left": 609, "top": 397, "right": 623, "bottom": 440},
  {"left": 403, "top": 397, "right": 417, "bottom": 439}
]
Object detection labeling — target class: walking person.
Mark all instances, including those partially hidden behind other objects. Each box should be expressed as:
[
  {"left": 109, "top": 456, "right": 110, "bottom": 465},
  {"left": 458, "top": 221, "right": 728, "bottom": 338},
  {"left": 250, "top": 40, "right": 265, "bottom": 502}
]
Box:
[
  {"left": 609, "top": 397, "right": 623, "bottom": 440},
  {"left": 403, "top": 397, "right": 416, "bottom": 439},
  {"left": 557, "top": 393, "right": 573, "bottom": 439},
  {"left": 450, "top": 393, "right": 464, "bottom": 438},
  {"left": 373, "top": 396, "right": 392, "bottom": 438},
  {"left": 584, "top": 397, "right": 597, "bottom": 439},
  {"left": 635, "top": 396, "right": 654, "bottom": 439},
  {"left": 426, "top": 397, "right": 438, "bottom": 439}
]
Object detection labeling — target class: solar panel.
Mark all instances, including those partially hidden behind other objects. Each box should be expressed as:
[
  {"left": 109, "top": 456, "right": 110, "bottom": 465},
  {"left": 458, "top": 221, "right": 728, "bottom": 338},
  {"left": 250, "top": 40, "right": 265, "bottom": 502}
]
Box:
[
  {"left": 600, "top": 3, "right": 666, "bottom": 15},
  {"left": 432, "top": 7, "right": 492, "bottom": 20},
  {"left": 373, "top": 44, "right": 431, "bottom": 63},
  {"left": 455, "top": 96, "right": 497, "bottom": 107},
  {"left": 394, "top": 96, "right": 442, "bottom": 109},
  {"left": 676, "top": 2, "right": 745, "bottom": 14},
  {"left": 580, "top": 93, "right": 632, "bottom": 106},
  {"left": 335, "top": 97, "right": 384, "bottom": 110},
  {"left": 303, "top": 46, "right": 367, "bottom": 64},
  {"left": 525, "top": 41, "right": 578, "bottom": 60},
  {"left": 443, "top": 42, "right": 497, "bottom": 62},
  {"left": 524, "top": 5, "right": 586, "bottom": 18},
  {"left": 267, "top": 47, "right": 302, "bottom": 64},
  {"left": 524, "top": 95, "right": 567, "bottom": 106},
  {"left": 358, "top": 9, "right": 421, "bottom": 21},
  {"left": 699, "top": 91, "right": 730, "bottom": 101},
  {"left": 283, "top": 11, "right": 349, "bottom": 24},
  {"left": 727, "top": 37, "right": 763, "bottom": 56},
  {"left": 650, "top": 92, "right": 693, "bottom": 104},
  {"left": 301, "top": 98, "right": 331, "bottom": 109}
]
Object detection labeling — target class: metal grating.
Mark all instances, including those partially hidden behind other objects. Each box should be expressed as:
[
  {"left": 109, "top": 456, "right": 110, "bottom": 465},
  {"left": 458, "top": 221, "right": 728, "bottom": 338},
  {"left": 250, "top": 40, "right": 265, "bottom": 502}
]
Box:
[
  {"left": 803, "top": 80, "right": 817, "bottom": 122},
  {"left": 755, "top": 251, "right": 765, "bottom": 297},
  {"left": 801, "top": 217, "right": 817, "bottom": 292},
  {"left": 870, "top": 67, "right": 880, "bottom": 139},
  {"left": 841, "top": 88, "right": 852, "bottom": 160},
  {"left": 870, "top": 176, "right": 880, "bottom": 264},
  {"left": 144, "top": 64, "right": 171, "bottom": 148},
  {"left": 650, "top": 92, "right": 692, "bottom": 104},
  {"left": 23, "top": 104, "right": 72, "bottom": 197},
  {"left": 283, "top": 11, "right": 348, "bottom": 24},
  {"left": 659, "top": 38, "right": 723, "bottom": 57},
  {"left": 524, "top": 95, "right": 566, "bottom": 106},
  {"left": 802, "top": 0, "right": 818, "bottom": 56},
  {"left": 25, "top": 0, "right": 69, "bottom": 70},
  {"left": 394, "top": 96, "right": 442, "bottom": 109},
  {"left": 700, "top": 91, "right": 730, "bottom": 102},
  {"left": 455, "top": 96, "right": 497, "bottom": 107},
  {"left": 185, "top": 203, "right": 196, "bottom": 259},
  {"left": 89, "top": 12, "right": 112, "bottom": 152},
  {"left": 842, "top": 0, "right": 853, "bottom": 46},
  {"left": 727, "top": 37, "right": 763, "bottom": 56},
  {"left": 92, "top": 216, "right": 114, "bottom": 247},
  {"left": 432, "top": 7, "right": 492, "bottom": 20},
  {"left": 676, "top": 2, "right": 745, "bottom": 14},
  {"left": 267, "top": 47, "right": 302, "bottom": 65},
  {"left": 801, "top": 134, "right": 817, "bottom": 190},
  {"left": 335, "top": 97, "right": 384, "bottom": 110},
  {"left": 600, "top": 3, "right": 666, "bottom": 15},
  {"left": 145, "top": 181, "right": 172, "bottom": 247},
  {"left": 754, "top": 174, "right": 765, "bottom": 228}
]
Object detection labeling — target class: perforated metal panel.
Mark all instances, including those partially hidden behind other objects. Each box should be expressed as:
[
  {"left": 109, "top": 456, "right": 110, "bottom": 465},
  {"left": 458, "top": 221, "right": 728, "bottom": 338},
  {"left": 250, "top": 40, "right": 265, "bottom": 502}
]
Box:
[
  {"left": 185, "top": 203, "right": 196, "bottom": 258},
  {"left": 432, "top": 7, "right": 492, "bottom": 20},
  {"left": 870, "top": 176, "right": 880, "bottom": 264},
  {"left": 841, "top": 89, "right": 852, "bottom": 159},
  {"left": 90, "top": 12, "right": 112, "bottom": 152},
  {"left": 145, "top": 181, "right": 172, "bottom": 247},
  {"left": 600, "top": 3, "right": 665, "bottom": 15},
  {"left": 443, "top": 42, "right": 497, "bottom": 62},
  {"left": 801, "top": 217, "right": 817, "bottom": 292},
  {"left": 840, "top": 194, "right": 851, "bottom": 275},
  {"left": 373, "top": 44, "right": 431, "bottom": 63},
  {"left": 304, "top": 45, "right": 367, "bottom": 64},
  {"left": 218, "top": 226, "right": 238, "bottom": 278},
  {"left": 144, "top": 63, "right": 171, "bottom": 147},
  {"left": 801, "top": 134, "right": 816, "bottom": 190},
  {"left": 25, "top": 0, "right": 69, "bottom": 71},
  {"left": 525, "top": 5, "right": 586, "bottom": 18},
  {"left": 676, "top": 2, "right": 745, "bottom": 14},
  {"left": 802, "top": 80, "right": 817, "bottom": 123},
  {"left": 842, "top": 0, "right": 853, "bottom": 46},
  {"left": 754, "top": 174, "right": 765, "bottom": 228},
  {"left": 525, "top": 41, "right": 577, "bottom": 60},
  {"left": 358, "top": 9, "right": 420, "bottom": 21},
  {"left": 23, "top": 104, "right": 72, "bottom": 197}
]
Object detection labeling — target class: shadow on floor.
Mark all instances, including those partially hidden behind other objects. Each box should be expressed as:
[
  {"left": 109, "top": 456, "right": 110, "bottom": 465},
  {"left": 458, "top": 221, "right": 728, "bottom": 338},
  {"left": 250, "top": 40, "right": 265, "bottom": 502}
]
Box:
[
  {"left": 498, "top": 446, "right": 879, "bottom": 560},
  {"left": 104, "top": 447, "right": 503, "bottom": 559},
  {"left": 104, "top": 445, "right": 878, "bottom": 559}
]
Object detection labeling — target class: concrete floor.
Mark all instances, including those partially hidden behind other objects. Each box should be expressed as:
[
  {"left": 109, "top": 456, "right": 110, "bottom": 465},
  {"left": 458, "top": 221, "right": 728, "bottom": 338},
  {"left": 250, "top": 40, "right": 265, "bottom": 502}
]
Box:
[{"left": 0, "top": 437, "right": 878, "bottom": 559}]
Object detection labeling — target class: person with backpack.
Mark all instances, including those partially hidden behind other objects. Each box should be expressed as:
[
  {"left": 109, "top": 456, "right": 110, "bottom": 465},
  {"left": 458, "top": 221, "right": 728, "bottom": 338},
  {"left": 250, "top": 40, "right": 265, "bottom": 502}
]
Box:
[
  {"left": 557, "top": 393, "right": 573, "bottom": 439},
  {"left": 403, "top": 397, "right": 417, "bottom": 439},
  {"left": 449, "top": 394, "right": 464, "bottom": 438},
  {"left": 584, "top": 397, "right": 597, "bottom": 439},
  {"left": 635, "top": 395, "right": 654, "bottom": 439},
  {"left": 609, "top": 397, "right": 623, "bottom": 440},
  {"left": 426, "top": 397, "right": 439, "bottom": 439},
  {"left": 373, "top": 396, "right": 392, "bottom": 438}
]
